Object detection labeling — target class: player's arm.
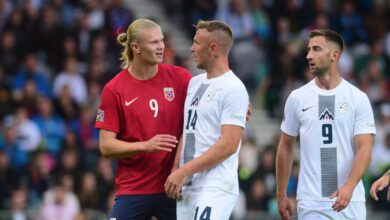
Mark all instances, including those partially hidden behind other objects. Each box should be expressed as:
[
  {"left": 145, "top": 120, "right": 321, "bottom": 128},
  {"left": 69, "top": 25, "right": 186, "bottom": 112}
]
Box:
[
  {"left": 99, "top": 129, "right": 178, "bottom": 158},
  {"left": 164, "top": 124, "right": 243, "bottom": 198},
  {"left": 330, "top": 133, "right": 373, "bottom": 211},
  {"left": 370, "top": 169, "right": 390, "bottom": 201},
  {"left": 276, "top": 132, "right": 296, "bottom": 220},
  {"left": 171, "top": 135, "right": 183, "bottom": 173}
]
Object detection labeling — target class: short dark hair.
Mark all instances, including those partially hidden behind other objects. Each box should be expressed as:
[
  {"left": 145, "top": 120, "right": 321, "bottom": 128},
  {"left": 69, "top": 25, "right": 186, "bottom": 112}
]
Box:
[{"left": 309, "top": 29, "right": 344, "bottom": 52}]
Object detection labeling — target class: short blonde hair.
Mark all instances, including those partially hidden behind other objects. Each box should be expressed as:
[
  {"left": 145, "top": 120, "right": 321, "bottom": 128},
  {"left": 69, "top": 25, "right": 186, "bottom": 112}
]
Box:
[
  {"left": 194, "top": 20, "right": 233, "bottom": 52},
  {"left": 117, "top": 19, "right": 161, "bottom": 69}
]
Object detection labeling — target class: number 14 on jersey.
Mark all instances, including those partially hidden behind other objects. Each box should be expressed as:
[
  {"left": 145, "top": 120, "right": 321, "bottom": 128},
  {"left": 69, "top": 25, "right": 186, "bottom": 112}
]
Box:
[{"left": 186, "top": 109, "right": 198, "bottom": 130}]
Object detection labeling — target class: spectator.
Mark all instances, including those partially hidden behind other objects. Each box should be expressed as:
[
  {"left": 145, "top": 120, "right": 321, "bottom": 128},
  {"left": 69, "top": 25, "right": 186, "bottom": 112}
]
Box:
[
  {"left": 32, "top": 96, "right": 66, "bottom": 157},
  {"left": 12, "top": 52, "right": 52, "bottom": 98},
  {"left": 76, "top": 171, "right": 99, "bottom": 210},
  {"left": 0, "top": 150, "right": 20, "bottom": 209},
  {"left": 0, "top": 30, "right": 20, "bottom": 75},
  {"left": 82, "top": 0, "right": 106, "bottom": 32},
  {"left": 0, "top": 65, "right": 16, "bottom": 120},
  {"left": 335, "top": 0, "right": 368, "bottom": 45},
  {"left": 26, "top": 150, "right": 53, "bottom": 204},
  {"left": 0, "top": 0, "right": 13, "bottom": 32},
  {"left": 104, "top": 0, "right": 134, "bottom": 36},
  {"left": 51, "top": 148, "right": 82, "bottom": 186},
  {"left": 40, "top": 178, "right": 80, "bottom": 220},
  {"left": 13, "top": 106, "right": 42, "bottom": 152},
  {"left": 250, "top": 0, "right": 272, "bottom": 46},
  {"left": 31, "top": 6, "right": 64, "bottom": 69},
  {"left": 0, "top": 117, "right": 29, "bottom": 170},
  {"left": 53, "top": 56, "right": 87, "bottom": 104},
  {"left": 9, "top": 186, "right": 32, "bottom": 220},
  {"left": 53, "top": 84, "right": 79, "bottom": 123},
  {"left": 95, "top": 157, "right": 114, "bottom": 210}
]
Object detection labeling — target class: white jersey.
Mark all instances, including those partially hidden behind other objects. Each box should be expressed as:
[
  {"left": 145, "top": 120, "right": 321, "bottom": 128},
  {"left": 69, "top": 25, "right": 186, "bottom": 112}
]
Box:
[
  {"left": 180, "top": 71, "right": 249, "bottom": 195},
  {"left": 281, "top": 78, "right": 376, "bottom": 202}
]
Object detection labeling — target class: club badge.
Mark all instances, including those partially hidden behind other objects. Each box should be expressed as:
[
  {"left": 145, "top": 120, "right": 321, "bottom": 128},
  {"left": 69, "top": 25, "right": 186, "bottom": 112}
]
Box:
[{"left": 164, "top": 87, "right": 175, "bottom": 101}]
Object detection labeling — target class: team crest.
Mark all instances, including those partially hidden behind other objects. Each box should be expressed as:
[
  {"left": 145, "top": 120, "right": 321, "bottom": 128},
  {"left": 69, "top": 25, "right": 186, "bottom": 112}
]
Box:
[
  {"left": 319, "top": 108, "right": 334, "bottom": 120},
  {"left": 164, "top": 87, "right": 175, "bottom": 101},
  {"left": 205, "top": 89, "right": 216, "bottom": 102},
  {"left": 337, "top": 102, "right": 348, "bottom": 114}
]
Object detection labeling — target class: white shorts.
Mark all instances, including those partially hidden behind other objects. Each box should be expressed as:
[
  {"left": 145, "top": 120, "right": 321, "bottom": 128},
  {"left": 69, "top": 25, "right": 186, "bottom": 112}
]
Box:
[
  {"left": 297, "top": 200, "right": 366, "bottom": 220},
  {"left": 177, "top": 188, "right": 238, "bottom": 220}
]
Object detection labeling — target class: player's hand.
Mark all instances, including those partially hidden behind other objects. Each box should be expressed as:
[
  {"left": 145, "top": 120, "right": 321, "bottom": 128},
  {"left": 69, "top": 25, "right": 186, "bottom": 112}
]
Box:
[
  {"left": 330, "top": 184, "right": 354, "bottom": 212},
  {"left": 144, "top": 134, "right": 178, "bottom": 152},
  {"left": 277, "top": 195, "right": 294, "bottom": 220},
  {"left": 164, "top": 169, "right": 187, "bottom": 200},
  {"left": 370, "top": 174, "right": 390, "bottom": 201}
]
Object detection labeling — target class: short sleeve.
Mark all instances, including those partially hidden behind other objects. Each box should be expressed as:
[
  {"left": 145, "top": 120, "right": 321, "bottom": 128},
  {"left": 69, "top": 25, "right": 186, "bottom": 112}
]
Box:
[
  {"left": 354, "top": 94, "right": 376, "bottom": 136},
  {"left": 281, "top": 92, "right": 300, "bottom": 137},
  {"left": 220, "top": 85, "right": 249, "bottom": 128},
  {"left": 95, "top": 85, "right": 120, "bottom": 133}
]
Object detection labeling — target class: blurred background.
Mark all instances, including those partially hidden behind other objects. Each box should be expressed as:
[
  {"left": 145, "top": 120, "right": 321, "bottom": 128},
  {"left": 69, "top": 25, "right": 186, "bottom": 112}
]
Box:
[{"left": 0, "top": 0, "right": 389, "bottom": 219}]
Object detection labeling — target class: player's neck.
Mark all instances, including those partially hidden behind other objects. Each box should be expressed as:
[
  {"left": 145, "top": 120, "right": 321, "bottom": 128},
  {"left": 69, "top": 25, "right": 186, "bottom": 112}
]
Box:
[
  {"left": 128, "top": 61, "right": 158, "bottom": 80},
  {"left": 315, "top": 72, "right": 342, "bottom": 90},
  {"left": 206, "top": 59, "right": 229, "bottom": 79}
]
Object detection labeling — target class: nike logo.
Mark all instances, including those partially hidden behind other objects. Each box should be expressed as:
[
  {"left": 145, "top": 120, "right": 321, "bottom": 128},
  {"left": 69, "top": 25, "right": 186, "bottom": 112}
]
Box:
[
  {"left": 302, "top": 106, "right": 313, "bottom": 112},
  {"left": 125, "top": 97, "right": 138, "bottom": 106}
]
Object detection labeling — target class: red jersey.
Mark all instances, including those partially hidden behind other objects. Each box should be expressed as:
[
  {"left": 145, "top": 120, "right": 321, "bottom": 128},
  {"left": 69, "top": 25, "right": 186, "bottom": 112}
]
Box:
[{"left": 95, "top": 63, "right": 192, "bottom": 195}]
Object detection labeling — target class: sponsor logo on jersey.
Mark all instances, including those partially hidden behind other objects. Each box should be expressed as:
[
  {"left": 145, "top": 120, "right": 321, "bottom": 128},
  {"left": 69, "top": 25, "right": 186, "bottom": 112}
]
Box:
[
  {"left": 337, "top": 102, "right": 348, "bottom": 114},
  {"left": 191, "top": 97, "right": 199, "bottom": 106},
  {"left": 125, "top": 97, "right": 138, "bottom": 106},
  {"left": 302, "top": 106, "right": 313, "bottom": 112},
  {"left": 319, "top": 108, "right": 334, "bottom": 120},
  {"left": 164, "top": 87, "right": 175, "bottom": 101},
  {"left": 96, "top": 109, "right": 104, "bottom": 122}
]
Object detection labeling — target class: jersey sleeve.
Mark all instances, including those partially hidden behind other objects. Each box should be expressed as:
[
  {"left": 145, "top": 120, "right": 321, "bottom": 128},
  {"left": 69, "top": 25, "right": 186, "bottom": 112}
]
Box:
[
  {"left": 95, "top": 85, "right": 120, "bottom": 133},
  {"left": 353, "top": 93, "right": 376, "bottom": 136},
  {"left": 220, "top": 84, "right": 249, "bottom": 128},
  {"left": 281, "top": 92, "right": 300, "bottom": 137}
]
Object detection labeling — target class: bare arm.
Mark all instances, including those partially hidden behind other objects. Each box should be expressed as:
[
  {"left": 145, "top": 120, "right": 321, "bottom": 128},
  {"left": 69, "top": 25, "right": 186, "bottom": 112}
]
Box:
[
  {"left": 99, "top": 129, "right": 178, "bottom": 158},
  {"left": 346, "top": 134, "right": 373, "bottom": 188},
  {"left": 171, "top": 135, "right": 183, "bottom": 173},
  {"left": 276, "top": 132, "right": 296, "bottom": 220},
  {"left": 331, "top": 133, "right": 373, "bottom": 211},
  {"left": 164, "top": 125, "right": 243, "bottom": 198}
]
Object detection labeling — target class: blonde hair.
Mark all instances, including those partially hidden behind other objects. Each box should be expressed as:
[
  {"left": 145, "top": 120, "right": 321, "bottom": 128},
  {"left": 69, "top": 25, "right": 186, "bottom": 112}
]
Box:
[
  {"left": 194, "top": 20, "right": 233, "bottom": 52},
  {"left": 117, "top": 19, "right": 161, "bottom": 69}
]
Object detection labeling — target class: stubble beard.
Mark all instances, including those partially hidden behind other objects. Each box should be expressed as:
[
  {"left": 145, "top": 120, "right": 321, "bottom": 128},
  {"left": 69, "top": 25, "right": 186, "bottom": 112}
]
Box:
[
  {"left": 311, "top": 66, "right": 327, "bottom": 77},
  {"left": 312, "top": 68, "right": 323, "bottom": 77},
  {"left": 196, "top": 62, "right": 207, "bottom": 70}
]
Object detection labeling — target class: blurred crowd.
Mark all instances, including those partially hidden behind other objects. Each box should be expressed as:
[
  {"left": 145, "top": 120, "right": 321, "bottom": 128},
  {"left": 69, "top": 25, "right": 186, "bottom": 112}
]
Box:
[{"left": 0, "top": 0, "right": 389, "bottom": 219}]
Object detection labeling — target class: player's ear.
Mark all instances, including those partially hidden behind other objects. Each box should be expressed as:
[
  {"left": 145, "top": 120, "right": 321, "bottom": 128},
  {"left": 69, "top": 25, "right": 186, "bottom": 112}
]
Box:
[
  {"left": 209, "top": 43, "right": 218, "bottom": 55},
  {"left": 130, "top": 42, "right": 140, "bottom": 54},
  {"left": 331, "top": 48, "right": 340, "bottom": 62}
]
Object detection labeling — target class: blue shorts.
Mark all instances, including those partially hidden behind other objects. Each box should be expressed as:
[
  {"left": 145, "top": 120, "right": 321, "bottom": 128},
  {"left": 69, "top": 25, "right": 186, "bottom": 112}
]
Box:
[{"left": 109, "top": 193, "right": 176, "bottom": 220}]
